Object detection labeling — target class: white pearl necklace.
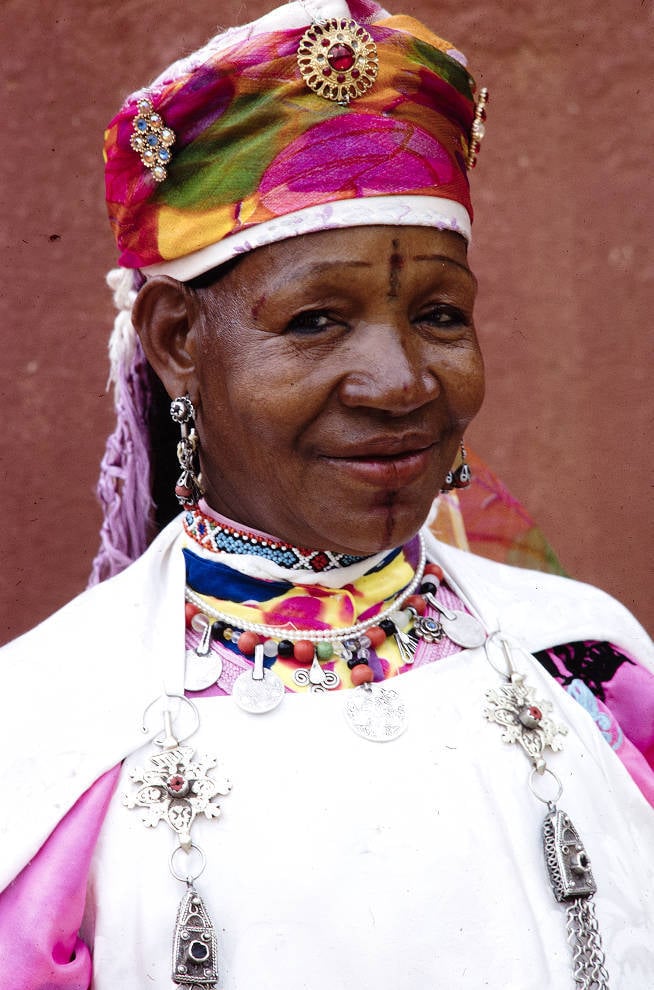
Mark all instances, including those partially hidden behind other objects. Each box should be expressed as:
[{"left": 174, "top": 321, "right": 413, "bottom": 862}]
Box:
[{"left": 184, "top": 534, "right": 426, "bottom": 643}]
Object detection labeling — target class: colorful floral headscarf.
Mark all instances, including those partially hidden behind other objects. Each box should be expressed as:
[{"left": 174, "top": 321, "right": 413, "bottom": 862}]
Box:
[{"left": 104, "top": 0, "right": 482, "bottom": 280}]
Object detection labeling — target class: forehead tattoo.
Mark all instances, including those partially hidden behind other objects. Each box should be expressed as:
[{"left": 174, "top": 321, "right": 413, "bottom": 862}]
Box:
[{"left": 388, "top": 238, "right": 404, "bottom": 299}]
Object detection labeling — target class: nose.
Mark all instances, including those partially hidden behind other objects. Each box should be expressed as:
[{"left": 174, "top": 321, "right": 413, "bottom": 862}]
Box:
[{"left": 338, "top": 322, "right": 440, "bottom": 416}]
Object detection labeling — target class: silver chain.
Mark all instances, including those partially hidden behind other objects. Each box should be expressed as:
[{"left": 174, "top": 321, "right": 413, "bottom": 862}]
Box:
[
  {"left": 566, "top": 898, "right": 610, "bottom": 989},
  {"left": 184, "top": 535, "right": 426, "bottom": 643}
]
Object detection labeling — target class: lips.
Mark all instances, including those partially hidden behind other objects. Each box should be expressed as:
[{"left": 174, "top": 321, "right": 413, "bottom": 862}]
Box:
[{"left": 320, "top": 435, "right": 438, "bottom": 488}]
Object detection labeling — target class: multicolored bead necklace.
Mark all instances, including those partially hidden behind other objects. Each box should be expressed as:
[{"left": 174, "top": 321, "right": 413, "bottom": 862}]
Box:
[
  {"left": 185, "top": 533, "right": 426, "bottom": 687},
  {"left": 183, "top": 559, "right": 489, "bottom": 694}
]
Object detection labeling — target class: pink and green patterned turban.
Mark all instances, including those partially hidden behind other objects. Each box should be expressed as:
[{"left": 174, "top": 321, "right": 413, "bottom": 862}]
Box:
[{"left": 104, "top": 0, "right": 485, "bottom": 281}]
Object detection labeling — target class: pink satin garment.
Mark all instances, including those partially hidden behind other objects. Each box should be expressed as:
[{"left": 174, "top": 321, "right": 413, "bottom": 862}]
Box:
[{"left": 0, "top": 765, "right": 121, "bottom": 990}]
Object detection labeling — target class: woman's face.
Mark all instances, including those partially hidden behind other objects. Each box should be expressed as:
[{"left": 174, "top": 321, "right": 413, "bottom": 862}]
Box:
[{"left": 188, "top": 225, "right": 484, "bottom": 555}]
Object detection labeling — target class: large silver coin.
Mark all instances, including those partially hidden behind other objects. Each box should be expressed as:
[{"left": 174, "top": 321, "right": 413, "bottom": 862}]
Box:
[
  {"left": 184, "top": 648, "right": 223, "bottom": 691},
  {"left": 343, "top": 685, "right": 408, "bottom": 742},
  {"left": 232, "top": 667, "right": 285, "bottom": 714},
  {"left": 440, "top": 611, "right": 486, "bottom": 649}
]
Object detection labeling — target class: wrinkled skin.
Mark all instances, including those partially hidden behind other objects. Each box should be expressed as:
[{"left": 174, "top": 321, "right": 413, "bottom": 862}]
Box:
[{"left": 134, "top": 226, "right": 484, "bottom": 555}]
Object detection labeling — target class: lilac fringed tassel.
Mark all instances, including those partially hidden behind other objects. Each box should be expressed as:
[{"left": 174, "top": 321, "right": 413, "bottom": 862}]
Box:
[{"left": 88, "top": 269, "right": 154, "bottom": 585}]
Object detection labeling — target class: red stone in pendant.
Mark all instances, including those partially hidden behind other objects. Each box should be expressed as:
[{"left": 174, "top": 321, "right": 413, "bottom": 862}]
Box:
[
  {"left": 529, "top": 705, "right": 543, "bottom": 721},
  {"left": 327, "top": 43, "right": 355, "bottom": 71},
  {"left": 167, "top": 774, "right": 186, "bottom": 793}
]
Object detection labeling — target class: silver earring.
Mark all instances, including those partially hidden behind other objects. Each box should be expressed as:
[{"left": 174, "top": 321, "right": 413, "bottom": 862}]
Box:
[
  {"left": 442, "top": 440, "right": 472, "bottom": 492},
  {"left": 170, "top": 395, "right": 203, "bottom": 506}
]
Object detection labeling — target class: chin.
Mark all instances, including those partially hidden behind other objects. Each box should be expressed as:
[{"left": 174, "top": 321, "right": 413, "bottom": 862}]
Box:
[{"left": 315, "top": 498, "right": 432, "bottom": 556}]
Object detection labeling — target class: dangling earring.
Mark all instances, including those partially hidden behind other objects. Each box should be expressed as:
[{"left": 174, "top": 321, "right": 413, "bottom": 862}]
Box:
[
  {"left": 170, "top": 395, "right": 204, "bottom": 506},
  {"left": 441, "top": 440, "right": 472, "bottom": 492}
]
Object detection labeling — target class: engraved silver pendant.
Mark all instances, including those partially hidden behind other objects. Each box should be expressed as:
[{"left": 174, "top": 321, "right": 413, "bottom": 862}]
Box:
[
  {"left": 123, "top": 744, "right": 231, "bottom": 850},
  {"left": 293, "top": 663, "right": 341, "bottom": 691},
  {"left": 423, "top": 593, "right": 486, "bottom": 649},
  {"left": 185, "top": 614, "right": 223, "bottom": 690},
  {"left": 184, "top": 647, "right": 223, "bottom": 691},
  {"left": 232, "top": 667, "right": 285, "bottom": 713},
  {"left": 232, "top": 644, "right": 285, "bottom": 714},
  {"left": 543, "top": 809, "right": 597, "bottom": 901},
  {"left": 438, "top": 610, "right": 486, "bottom": 649},
  {"left": 172, "top": 884, "right": 218, "bottom": 986},
  {"left": 343, "top": 683, "right": 408, "bottom": 742},
  {"left": 413, "top": 615, "right": 443, "bottom": 643},
  {"left": 394, "top": 626, "right": 417, "bottom": 665},
  {"left": 483, "top": 676, "right": 568, "bottom": 763}
]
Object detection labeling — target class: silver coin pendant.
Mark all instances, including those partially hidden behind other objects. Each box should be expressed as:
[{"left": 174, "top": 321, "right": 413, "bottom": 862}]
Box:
[
  {"left": 184, "top": 647, "right": 223, "bottom": 691},
  {"left": 344, "top": 684, "right": 408, "bottom": 742},
  {"left": 232, "top": 667, "right": 285, "bottom": 714},
  {"left": 440, "top": 611, "right": 486, "bottom": 649}
]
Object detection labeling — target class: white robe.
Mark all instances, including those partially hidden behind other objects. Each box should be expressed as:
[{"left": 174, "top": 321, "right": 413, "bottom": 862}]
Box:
[{"left": 2, "top": 518, "right": 653, "bottom": 988}]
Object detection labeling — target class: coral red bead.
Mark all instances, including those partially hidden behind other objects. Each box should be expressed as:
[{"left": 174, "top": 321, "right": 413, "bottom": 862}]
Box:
[
  {"left": 237, "top": 631, "right": 260, "bottom": 656},
  {"left": 425, "top": 563, "right": 444, "bottom": 582},
  {"left": 366, "top": 625, "right": 386, "bottom": 648},
  {"left": 405, "top": 594, "right": 426, "bottom": 615},
  {"left": 351, "top": 664, "right": 374, "bottom": 686},
  {"left": 185, "top": 602, "right": 200, "bottom": 627},
  {"left": 293, "top": 639, "right": 315, "bottom": 664},
  {"left": 327, "top": 43, "right": 355, "bottom": 71}
]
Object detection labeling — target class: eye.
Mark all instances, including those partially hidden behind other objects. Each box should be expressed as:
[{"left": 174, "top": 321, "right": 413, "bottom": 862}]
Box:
[
  {"left": 284, "top": 309, "right": 346, "bottom": 335},
  {"left": 416, "top": 304, "right": 469, "bottom": 330}
]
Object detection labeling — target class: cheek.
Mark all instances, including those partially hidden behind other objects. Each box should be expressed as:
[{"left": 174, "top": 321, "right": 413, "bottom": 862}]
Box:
[
  {"left": 442, "top": 347, "right": 485, "bottom": 421},
  {"left": 196, "top": 354, "right": 309, "bottom": 455}
]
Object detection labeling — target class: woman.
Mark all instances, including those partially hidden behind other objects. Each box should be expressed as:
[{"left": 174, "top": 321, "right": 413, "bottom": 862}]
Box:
[{"left": 1, "top": 1, "right": 652, "bottom": 988}]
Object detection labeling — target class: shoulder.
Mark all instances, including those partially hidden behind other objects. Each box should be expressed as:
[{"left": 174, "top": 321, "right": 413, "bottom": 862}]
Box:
[
  {"left": 2, "top": 515, "right": 184, "bottom": 661},
  {"left": 423, "top": 531, "right": 653, "bottom": 668},
  {"left": 0, "top": 516, "right": 186, "bottom": 892}
]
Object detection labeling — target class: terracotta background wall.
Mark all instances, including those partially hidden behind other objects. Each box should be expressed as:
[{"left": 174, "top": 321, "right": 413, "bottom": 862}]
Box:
[{"left": 1, "top": 0, "right": 652, "bottom": 643}]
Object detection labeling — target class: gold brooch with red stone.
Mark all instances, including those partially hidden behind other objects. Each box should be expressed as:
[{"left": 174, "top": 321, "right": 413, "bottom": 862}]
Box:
[{"left": 297, "top": 19, "right": 379, "bottom": 105}]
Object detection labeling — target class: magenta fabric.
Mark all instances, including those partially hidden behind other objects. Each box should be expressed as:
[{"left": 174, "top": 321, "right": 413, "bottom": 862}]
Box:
[{"left": 0, "top": 765, "right": 121, "bottom": 990}]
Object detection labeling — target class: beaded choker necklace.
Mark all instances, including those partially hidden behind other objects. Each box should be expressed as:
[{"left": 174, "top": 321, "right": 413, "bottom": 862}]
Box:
[{"left": 183, "top": 504, "right": 369, "bottom": 572}]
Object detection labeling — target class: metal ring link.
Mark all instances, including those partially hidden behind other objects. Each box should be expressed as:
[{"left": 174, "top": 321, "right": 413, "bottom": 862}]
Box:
[
  {"left": 528, "top": 765, "right": 563, "bottom": 806},
  {"left": 484, "top": 631, "right": 521, "bottom": 679},
  {"left": 169, "top": 842, "right": 207, "bottom": 883},
  {"left": 141, "top": 693, "right": 200, "bottom": 745}
]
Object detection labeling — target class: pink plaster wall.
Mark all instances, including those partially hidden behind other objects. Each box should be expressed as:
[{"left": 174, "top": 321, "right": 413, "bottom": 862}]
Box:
[{"left": 1, "top": 0, "right": 652, "bottom": 643}]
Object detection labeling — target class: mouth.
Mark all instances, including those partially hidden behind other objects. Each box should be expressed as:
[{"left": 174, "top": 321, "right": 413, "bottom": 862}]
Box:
[{"left": 320, "top": 437, "right": 438, "bottom": 488}]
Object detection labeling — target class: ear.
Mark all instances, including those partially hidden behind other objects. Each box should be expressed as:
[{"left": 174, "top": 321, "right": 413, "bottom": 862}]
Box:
[{"left": 132, "top": 275, "right": 200, "bottom": 403}]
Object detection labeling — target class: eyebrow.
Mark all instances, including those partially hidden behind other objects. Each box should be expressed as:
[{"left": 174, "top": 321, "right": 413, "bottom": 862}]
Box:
[
  {"left": 288, "top": 259, "right": 373, "bottom": 279},
  {"left": 413, "top": 254, "right": 475, "bottom": 277}
]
